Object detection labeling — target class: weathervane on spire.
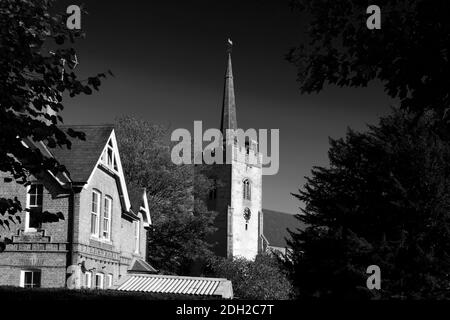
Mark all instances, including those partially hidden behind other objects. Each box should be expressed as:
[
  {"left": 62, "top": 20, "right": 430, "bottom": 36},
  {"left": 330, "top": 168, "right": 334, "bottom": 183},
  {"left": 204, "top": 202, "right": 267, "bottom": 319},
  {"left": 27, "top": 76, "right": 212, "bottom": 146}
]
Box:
[{"left": 227, "top": 38, "right": 233, "bottom": 54}]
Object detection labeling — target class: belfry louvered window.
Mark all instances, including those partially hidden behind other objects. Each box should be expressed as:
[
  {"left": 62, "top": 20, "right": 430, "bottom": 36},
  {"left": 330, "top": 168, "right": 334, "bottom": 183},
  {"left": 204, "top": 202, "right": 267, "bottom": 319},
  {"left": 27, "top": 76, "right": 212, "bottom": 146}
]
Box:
[{"left": 243, "top": 179, "right": 251, "bottom": 200}]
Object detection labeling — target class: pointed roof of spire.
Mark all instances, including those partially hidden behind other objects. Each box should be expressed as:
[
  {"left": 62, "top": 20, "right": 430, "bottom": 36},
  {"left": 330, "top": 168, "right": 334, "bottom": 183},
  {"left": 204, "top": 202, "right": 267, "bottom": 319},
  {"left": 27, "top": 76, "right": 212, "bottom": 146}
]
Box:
[{"left": 220, "top": 38, "right": 237, "bottom": 134}]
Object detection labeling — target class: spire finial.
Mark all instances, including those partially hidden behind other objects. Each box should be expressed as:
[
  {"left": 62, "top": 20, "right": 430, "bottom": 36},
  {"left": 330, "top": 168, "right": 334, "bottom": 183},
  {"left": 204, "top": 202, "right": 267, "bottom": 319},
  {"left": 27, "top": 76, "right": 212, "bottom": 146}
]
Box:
[
  {"left": 227, "top": 38, "right": 233, "bottom": 54},
  {"left": 221, "top": 39, "right": 237, "bottom": 134}
]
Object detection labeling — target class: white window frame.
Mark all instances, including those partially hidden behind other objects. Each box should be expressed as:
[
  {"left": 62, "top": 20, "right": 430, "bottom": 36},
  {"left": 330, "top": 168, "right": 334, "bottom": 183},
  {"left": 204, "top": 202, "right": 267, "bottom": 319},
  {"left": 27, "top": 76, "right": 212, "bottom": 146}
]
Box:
[
  {"left": 134, "top": 220, "right": 140, "bottom": 254},
  {"left": 107, "top": 141, "right": 114, "bottom": 168},
  {"left": 20, "top": 270, "right": 41, "bottom": 288},
  {"left": 102, "top": 196, "right": 112, "bottom": 240},
  {"left": 91, "top": 190, "right": 101, "bottom": 237},
  {"left": 95, "top": 273, "right": 104, "bottom": 290},
  {"left": 25, "top": 184, "right": 44, "bottom": 233},
  {"left": 84, "top": 271, "right": 92, "bottom": 289},
  {"left": 107, "top": 274, "right": 113, "bottom": 288},
  {"left": 102, "top": 139, "right": 118, "bottom": 172}
]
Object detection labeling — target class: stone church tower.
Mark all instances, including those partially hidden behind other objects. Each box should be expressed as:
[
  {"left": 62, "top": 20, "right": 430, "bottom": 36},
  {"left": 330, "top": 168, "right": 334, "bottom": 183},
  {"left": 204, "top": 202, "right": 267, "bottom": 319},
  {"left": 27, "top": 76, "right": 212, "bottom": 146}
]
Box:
[{"left": 204, "top": 41, "right": 263, "bottom": 260}]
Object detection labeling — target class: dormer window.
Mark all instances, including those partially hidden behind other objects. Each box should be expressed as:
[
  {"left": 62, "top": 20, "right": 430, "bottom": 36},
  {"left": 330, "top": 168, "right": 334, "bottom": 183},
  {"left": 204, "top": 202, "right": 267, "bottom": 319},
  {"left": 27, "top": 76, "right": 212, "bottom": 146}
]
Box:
[{"left": 102, "top": 139, "right": 118, "bottom": 172}]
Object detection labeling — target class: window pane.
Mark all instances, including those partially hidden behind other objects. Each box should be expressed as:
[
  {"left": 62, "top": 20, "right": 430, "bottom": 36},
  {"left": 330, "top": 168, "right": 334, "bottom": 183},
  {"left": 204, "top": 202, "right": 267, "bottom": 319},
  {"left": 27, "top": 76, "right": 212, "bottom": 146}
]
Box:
[
  {"left": 103, "top": 198, "right": 111, "bottom": 239},
  {"left": 24, "top": 271, "right": 33, "bottom": 287},
  {"left": 103, "top": 219, "right": 109, "bottom": 238},
  {"left": 23, "top": 271, "right": 41, "bottom": 288},
  {"left": 29, "top": 185, "right": 37, "bottom": 195},
  {"left": 30, "top": 194, "right": 37, "bottom": 206},
  {"left": 95, "top": 274, "right": 103, "bottom": 289},
  {"left": 104, "top": 199, "right": 110, "bottom": 219},
  {"left": 91, "top": 213, "right": 97, "bottom": 235},
  {"left": 33, "top": 272, "right": 41, "bottom": 288},
  {"left": 29, "top": 208, "right": 42, "bottom": 229},
  {"left": 92, "top": 192, "right": 98, "bottom": 213},
  {"left": 36, "top": 185, "right": 43, "bottom": 206}
]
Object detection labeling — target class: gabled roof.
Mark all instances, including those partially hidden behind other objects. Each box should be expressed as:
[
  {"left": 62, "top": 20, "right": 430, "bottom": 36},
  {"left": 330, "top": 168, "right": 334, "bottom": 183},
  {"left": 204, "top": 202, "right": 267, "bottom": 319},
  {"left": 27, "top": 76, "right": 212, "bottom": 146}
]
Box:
[
  {"left": 46, "top": 125, "right": 131, "bottom": 211},
  {"left": 262, "top": 209, "right": 306, "bottom": 248},
  {"left": 50, "top": 125, "right": 113, "bottom": 183},
  {"left": 129, "top": 186, "right": 145, "bottom": 215},
  {"left": 128, "top": 185, "right": 152, "bottom": 227},
  {"left": 128, "top": 258, "right": 158, "bottom": 274}
]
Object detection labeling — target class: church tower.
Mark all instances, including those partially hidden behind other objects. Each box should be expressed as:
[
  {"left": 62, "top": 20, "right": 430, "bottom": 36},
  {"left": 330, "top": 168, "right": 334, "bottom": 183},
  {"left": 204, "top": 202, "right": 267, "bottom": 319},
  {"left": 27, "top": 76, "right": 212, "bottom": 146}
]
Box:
[{"left": 205, "top": 40, "right": 263, "bottom": 260}]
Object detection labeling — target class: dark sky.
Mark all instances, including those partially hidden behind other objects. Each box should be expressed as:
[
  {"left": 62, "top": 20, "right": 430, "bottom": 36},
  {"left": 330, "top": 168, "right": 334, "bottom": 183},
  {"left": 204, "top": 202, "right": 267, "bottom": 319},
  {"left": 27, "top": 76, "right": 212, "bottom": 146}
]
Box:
[{"left": 56, "top": 0, "right": 394, "bottom": 214}]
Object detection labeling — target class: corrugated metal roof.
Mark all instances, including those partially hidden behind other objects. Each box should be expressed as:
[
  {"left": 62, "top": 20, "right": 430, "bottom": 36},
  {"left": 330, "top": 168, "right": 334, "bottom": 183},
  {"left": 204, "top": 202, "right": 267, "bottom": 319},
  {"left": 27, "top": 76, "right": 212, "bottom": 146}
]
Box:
[{"left": 116, "top": 274, "right": 233, "bottom": 299}]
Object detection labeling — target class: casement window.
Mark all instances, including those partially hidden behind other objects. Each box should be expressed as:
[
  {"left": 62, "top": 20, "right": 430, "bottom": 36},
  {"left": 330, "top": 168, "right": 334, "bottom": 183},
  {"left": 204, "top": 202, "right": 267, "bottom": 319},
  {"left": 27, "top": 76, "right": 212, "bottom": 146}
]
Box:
[
  {"left": 91, "top": 191, "right": 101, "bottom": 237},
  {"left": 107, "top": 274, "right": 113, "bottom": 288},
  {"left": 243, "top": 179, "right": 251, "bottom": 201},
  {"left": 25, "top": 184, "right": 44, "bottom": 232},
  {"left": 95, "top": 273, "right": 104, "bottom": 290},
  {"left": 134, "top": 220, "right": 140, "bottom": 254},
  {"left": 20, "top": 270, "right": 41, "bottom": 288},
  {"left": 85, "top": 272, "right": 92, "bottom": 289},
  {"left": 102, "top": 196, "right": 112, "bottom": 240}
]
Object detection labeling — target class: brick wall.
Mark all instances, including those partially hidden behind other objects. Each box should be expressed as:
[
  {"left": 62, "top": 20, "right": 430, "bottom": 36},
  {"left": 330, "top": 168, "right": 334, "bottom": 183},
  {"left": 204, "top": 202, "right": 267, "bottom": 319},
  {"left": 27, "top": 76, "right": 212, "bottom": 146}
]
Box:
[
  {"left": 0, "top": 164, "right": 149, "bottom": 289},
  {"left": 0, "top": 172, "right": 70, "bottom": 288},
  {"left": 71, "top": 165, "right": 147, "bottom": 289}
]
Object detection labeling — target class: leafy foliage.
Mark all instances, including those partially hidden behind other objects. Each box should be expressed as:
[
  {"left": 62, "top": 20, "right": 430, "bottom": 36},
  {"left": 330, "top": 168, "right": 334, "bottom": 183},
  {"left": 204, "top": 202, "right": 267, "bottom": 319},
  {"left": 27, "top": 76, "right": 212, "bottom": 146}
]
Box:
[
  {"left": 288, "top": 0, "right": 450, "bottom": 116},
  {"left": 288, "top": 109, "right": 450, "bottom": 299},
  {"left": 208, "top": 254, "right": 294, "bottom": 300},
  {"left": 0, "top": 0, "right": 107, "bottom": 226},
  {"left": 115, "top": 116, "right": 217, "bottom": 275}
]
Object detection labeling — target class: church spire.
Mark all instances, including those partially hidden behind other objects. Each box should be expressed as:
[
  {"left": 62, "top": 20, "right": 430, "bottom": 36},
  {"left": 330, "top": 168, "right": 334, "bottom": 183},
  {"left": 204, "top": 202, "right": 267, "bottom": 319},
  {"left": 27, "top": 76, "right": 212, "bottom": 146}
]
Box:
[{"left": 220, "top": 38, "right": 237, "bottom": 135}]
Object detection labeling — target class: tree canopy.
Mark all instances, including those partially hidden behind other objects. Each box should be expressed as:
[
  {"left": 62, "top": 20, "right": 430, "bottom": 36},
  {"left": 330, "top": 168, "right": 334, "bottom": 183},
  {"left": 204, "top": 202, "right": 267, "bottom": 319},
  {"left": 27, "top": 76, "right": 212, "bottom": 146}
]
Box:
[
  {"left": 208, "top": 253, "right": 294, "bottom": 300},
  {"left": 115, "top": 116, "right": 217, "bottom": 275},
  {"left": 288, "top": 109, "right": 450, "bottom": 299},
  {"left": 288, "top": 0, "right": 450, "bottom": 116},
  {"left": 0, "top": 0, "right": 107, "bottom": 227}
]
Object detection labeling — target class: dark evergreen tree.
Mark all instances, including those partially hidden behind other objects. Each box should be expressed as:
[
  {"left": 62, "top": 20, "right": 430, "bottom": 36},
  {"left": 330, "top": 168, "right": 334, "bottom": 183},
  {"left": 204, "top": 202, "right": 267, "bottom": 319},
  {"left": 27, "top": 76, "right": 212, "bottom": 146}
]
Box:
[{"left": 288, "top": 110, "right": 450, "bottom": 299}]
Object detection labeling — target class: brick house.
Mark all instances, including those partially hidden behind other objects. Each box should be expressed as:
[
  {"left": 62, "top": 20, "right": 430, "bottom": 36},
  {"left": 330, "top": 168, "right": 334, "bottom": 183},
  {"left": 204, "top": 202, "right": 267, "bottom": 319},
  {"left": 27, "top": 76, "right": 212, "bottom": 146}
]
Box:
[{"left": 0, "top": 125, "right": 154, "bottom": 289}]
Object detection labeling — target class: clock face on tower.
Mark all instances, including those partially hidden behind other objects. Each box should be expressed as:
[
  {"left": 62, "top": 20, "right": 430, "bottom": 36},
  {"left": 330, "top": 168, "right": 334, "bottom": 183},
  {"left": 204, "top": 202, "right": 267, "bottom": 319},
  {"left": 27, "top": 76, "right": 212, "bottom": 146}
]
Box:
[{"left": 243, "top": 207, "right": 251, "bottom": 221}]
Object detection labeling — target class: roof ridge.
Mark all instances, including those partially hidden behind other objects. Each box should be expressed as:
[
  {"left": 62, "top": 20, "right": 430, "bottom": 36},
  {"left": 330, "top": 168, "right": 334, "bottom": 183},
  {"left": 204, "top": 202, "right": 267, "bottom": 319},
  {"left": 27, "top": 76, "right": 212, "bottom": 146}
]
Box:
[
  {"left": 58, "top": 124, "right": 114, "bottom": 128},
  {"left": 131, "top": 274, "right": 230, "bottom": 282},
  {"left": 263, "top": 208, "right": 297, "bottom": 216}
]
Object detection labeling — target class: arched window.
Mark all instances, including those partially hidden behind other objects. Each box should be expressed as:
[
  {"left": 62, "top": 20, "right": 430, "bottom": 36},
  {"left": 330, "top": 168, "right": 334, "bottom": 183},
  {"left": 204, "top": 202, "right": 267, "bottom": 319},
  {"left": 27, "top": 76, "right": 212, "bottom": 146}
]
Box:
[{"left": 243, "top": 179, "right": 251, "bottom": 200}]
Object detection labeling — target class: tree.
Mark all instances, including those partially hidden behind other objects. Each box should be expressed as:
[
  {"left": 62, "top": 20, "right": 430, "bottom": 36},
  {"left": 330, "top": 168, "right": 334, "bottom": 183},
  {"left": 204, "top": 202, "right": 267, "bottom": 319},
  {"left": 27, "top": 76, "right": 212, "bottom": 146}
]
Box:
[
  {"left": 115, "top": 116, "right": 217, "bottom": 275},
  {"left": 0, "top": 0, "right": 107, "bottom": 227},
  {"left": 208, "top": 253, "right": 294, "bottom": 300},
  {"left": 288, "top": 109, "right": 450, "bottom": 299},
  {"left": 288, "top": 0, "right": 450, "bottom": 117}
]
